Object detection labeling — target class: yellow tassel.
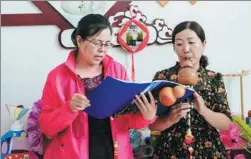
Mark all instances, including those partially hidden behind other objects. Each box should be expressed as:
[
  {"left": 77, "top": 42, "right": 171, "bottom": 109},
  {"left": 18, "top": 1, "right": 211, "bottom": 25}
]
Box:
[{"left": 114, "top": 141, "right": 118, "bottom": 159}]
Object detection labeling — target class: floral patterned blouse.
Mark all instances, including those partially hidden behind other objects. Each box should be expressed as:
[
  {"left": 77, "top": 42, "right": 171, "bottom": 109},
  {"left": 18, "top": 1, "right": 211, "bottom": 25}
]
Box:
[{"left": 152, "top": 62, "right": 232, "bottom": 159}]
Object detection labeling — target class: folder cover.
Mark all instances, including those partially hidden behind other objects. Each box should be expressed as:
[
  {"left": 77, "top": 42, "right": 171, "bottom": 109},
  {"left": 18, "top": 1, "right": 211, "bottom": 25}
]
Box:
[{"left": 84, "top": 76, "right": 194, "bottom": 119}]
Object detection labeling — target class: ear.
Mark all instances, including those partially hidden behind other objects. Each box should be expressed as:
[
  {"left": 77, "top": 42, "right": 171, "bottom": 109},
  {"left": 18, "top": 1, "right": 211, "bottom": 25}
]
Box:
[
  {"left": 76, "top": 35, "right": 82, "bottom": 47},
  {"left": 202, "top": 40, "right": 207, "bottom": 47}
]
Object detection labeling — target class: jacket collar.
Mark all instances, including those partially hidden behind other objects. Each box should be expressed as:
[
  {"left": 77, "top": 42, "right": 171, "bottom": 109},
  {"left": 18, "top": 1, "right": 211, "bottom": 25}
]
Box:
[{"left": 65, "top": 49, "right": 113, "bottom": 76}]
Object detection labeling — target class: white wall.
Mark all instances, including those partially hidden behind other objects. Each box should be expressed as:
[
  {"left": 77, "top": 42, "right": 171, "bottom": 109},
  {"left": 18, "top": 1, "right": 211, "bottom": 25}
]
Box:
[{"left": 1, "top": 1, "right": 251, "bottom": 150}]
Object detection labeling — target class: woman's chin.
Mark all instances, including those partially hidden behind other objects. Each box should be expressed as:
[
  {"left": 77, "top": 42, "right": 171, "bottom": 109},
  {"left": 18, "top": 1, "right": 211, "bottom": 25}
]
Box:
[{"left": 91, "top": 60, "right": 102, "bottom": 65}]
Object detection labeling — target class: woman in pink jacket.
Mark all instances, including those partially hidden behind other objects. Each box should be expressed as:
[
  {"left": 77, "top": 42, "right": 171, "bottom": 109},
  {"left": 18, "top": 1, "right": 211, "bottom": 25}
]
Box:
[{"left": 39, "top": 14, "right": 157, "bottom": 159}]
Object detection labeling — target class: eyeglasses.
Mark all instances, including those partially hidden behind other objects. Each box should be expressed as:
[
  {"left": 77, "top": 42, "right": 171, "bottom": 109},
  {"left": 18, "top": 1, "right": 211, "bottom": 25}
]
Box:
[{"left": 85, "top": 38, "right": 113, "bottom": 49}]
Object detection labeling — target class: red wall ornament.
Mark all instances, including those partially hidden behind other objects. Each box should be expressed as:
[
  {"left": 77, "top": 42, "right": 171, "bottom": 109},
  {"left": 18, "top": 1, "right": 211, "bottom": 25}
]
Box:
[
  {"left": 117, "top": 18, "right": 150, "bottom": 81},
  {"left": 117, "top": 19, "right": 149, "bottom": 53}
]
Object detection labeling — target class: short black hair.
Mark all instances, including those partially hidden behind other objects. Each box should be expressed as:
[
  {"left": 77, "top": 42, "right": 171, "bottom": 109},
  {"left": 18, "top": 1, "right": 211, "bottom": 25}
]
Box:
[{"left": 71, "top": 14, "right": 113, "bottom": 47}]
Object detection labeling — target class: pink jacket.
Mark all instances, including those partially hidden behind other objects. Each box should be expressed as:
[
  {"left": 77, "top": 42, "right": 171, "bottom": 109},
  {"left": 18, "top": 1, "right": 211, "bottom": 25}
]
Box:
[{"left": 39, "top": 50, "right": 154, "bottom": 159}]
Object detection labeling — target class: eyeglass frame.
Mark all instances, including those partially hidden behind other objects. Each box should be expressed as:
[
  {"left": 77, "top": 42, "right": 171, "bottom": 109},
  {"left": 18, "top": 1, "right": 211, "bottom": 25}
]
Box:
[{"left": 85, "top": 38, "right": 113, "bottom": 49}]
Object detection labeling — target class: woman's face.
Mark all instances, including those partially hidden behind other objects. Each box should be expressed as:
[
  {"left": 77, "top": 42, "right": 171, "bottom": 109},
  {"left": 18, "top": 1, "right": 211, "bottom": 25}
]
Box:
[
  {"left": 76, "top": 28, "right": 112, "bottom": 66},
  {"left": 174, "top": 29, "right": 206, "bottom": 69}
]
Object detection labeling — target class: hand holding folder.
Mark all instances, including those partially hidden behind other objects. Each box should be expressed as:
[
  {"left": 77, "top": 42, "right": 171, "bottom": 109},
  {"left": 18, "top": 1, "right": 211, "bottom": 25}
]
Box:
[{"left": 84, "top": 76, "right": 194, "bottom": 119}]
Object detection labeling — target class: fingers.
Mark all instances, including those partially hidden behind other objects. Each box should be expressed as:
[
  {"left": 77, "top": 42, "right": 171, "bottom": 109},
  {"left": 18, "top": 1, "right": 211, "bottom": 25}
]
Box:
[
  {"left": 72, "top": 97, "right": 90, "bottom": 107},
  {"left": 134, "top": 97, "right": 143, "bottom": 112},
  {"left": 75, "top": 106, "right": 87, "bottom": 111},
  {"left": 193, "top": 92, "right": 199, "bottom": 99},
  {"left": 134, "top": 92, "right": 155, "bottom": 112},
  {"left": 171, "top": 103, "right": 191, "bottom": 120},
  {"left": 140, "top": 93, "right": 149, "bottom": 105},
  {"left": 135, "top": 94, "right": 146, "bottom": 115},
  {"left": 135, "top": 93, "right": 147, "bottom": 109},
  {"left": 134, "top": 96, "right": 146, "bottom": 118},
  {"left": 71, "top": 100, "right": 90, "bottom": 108},
  {"left": 179, "top": 103, "right": 192, "bottom": 110},
  {"left": 74, "top": 93, "right": 90, "bottom": 103},
  {"left": 193, "top": 92, "right": 204, "bottom": 108},
  {"left": 171, "top": 103, "right": 191, "bottom": 114},
  {"left": 137, "top": 91, "right": 155, "bottom": 104},
  {"left": 135, "top": 94, "right": 144, "bottom": 106},
  {"left": 148, "top": 91, "right": 155, "bottom": 106},
  {"left": 193, "top": 92, "right": 203, "bottom": 101},
  {"left": 70, "top": 93, "right": 91, "bottom": 111},
  {"left": 73, "top": 94, "right": 90, "bottom": 105},
  {"left": 178, "top": 109, "right": 191, "bottom": 117},
  {"left": 135, "top": 92, "right": 155, "bottom": 109},
  {"left": 173, "top": 108, "right": 190, "bottom": 121},
  {"left": 134, "top": 92, "right": 156, "bottom": 121}
]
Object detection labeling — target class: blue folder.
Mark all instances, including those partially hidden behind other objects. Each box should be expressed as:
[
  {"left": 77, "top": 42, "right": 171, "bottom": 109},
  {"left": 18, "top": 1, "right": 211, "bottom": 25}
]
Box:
[{"left": 84, "top": 76, "right": 194, "bottom": 119}]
